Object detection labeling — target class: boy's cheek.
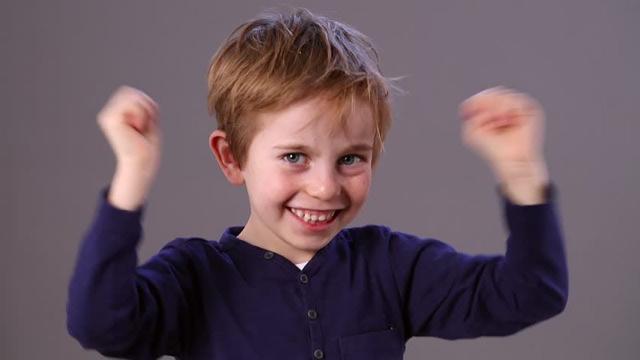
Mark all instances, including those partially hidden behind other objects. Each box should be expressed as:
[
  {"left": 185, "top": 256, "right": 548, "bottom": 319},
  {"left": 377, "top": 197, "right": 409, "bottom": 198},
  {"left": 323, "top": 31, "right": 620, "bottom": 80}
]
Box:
[
  {"left": 350, "top": 174, "right": 372, "bottom": 197},
  {"left": 262, "top": 175, "right": 298, "bottom": 197}
]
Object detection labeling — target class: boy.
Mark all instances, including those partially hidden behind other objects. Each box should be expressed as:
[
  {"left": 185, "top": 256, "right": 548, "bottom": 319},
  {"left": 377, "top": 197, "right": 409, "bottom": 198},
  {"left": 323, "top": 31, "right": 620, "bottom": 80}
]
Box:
[{"left": 67, "top": 8, "right": 568, "bottom": 360}]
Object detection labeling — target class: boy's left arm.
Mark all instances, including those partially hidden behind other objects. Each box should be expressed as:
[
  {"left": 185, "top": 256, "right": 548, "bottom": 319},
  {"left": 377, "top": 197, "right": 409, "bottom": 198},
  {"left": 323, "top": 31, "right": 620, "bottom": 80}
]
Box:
[
  {"left": 457, "top": 88, "right": 570, "bottom": 328},
  {"left": 389, "top": 87, "right": 568, "bottom": 339}
]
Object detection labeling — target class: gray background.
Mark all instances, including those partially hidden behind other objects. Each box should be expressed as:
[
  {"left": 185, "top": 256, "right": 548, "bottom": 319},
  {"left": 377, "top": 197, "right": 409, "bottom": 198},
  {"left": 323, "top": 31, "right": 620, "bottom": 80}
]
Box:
[{"left": 2, "top": 0, "right": 639, "bottom": 359}]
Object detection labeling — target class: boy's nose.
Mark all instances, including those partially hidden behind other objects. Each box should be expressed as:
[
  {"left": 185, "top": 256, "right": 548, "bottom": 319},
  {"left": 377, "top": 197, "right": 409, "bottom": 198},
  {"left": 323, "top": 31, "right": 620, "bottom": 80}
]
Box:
[{"left": 305, "top": 166, "right": 341, "bottom": 201}]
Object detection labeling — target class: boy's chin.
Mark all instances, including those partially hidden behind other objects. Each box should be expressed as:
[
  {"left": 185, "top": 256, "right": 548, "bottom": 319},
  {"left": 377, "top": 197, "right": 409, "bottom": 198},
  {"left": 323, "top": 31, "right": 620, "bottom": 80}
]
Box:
[
  {"left": 290, "top": 233, "right": 335, "bottom": 250},
  {"left": 288, "top": 227, "right": 344, "bottom": 252}
]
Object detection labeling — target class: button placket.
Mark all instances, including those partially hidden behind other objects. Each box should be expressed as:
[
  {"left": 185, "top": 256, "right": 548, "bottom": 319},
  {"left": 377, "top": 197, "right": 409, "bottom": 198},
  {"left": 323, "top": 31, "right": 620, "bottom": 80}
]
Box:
[
  {"left": 307, "top": 309, "right": 318, "bottom": 320},
  {"left": 299, "top": 273, "right": 309, "bottom": 284},
  {"left": 298, "top": 272, "right": 324, "bottom": 359}
]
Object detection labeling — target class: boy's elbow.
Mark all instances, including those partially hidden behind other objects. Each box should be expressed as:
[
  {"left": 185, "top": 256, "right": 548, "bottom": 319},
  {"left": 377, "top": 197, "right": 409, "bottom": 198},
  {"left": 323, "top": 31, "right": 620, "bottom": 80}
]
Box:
[
  {"left": 67, "top": 313, "right": 101, "bottom": 350},
  {"left": 67, "top": 320, "right": 96, "bottom": 350},
  {"left": 67, "top": 308, "right": 110, "bottom": 350},
  {"left": 67, "top": 316, "right": 141, "bottom": 357},
  {"left": 67, "top": 313, "right": 162, "bottom": 359},
  {"left": 549, "top": 285, "right": 569, "bottom": 317},
  {"left": 66, "top": 303, "right": 134, "bottom": 351},
  {"left": 67, "top": 299, "right": 91, "bottom": 347},
  {"left": 520, "top": 281, "right": 569, "bottom": 322},
  {"left": 512, "top": 262, "right": 569, "bottom": 322},
  {"left": 542, "top": 271, "right": 569, "bottom": 318}
]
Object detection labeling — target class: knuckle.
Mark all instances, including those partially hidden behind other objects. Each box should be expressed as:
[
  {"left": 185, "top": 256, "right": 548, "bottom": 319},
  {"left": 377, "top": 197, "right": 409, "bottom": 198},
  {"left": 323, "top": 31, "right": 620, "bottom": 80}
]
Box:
[
  {"left": 115, "top": 85, "right": 133, "bottom": 96},
  {"left": 119, "top": 85, "right": 135, "bottom": 92}
]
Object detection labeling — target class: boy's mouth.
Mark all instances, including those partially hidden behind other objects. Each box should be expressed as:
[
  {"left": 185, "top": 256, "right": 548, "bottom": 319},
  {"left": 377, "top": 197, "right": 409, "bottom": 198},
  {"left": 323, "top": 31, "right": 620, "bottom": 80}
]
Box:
[{"left": 287, "top": 207, "right": 340, "bottom": 225}]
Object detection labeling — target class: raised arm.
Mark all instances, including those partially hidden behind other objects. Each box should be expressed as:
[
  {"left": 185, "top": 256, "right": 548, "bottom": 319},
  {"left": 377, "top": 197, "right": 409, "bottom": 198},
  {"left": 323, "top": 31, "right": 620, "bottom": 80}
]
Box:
[
  {"left": 67, "top": 86, "right": 194, "bottom": 358},
  {"left": 390, "top": 87, "right": 568, "bottom": 338}
]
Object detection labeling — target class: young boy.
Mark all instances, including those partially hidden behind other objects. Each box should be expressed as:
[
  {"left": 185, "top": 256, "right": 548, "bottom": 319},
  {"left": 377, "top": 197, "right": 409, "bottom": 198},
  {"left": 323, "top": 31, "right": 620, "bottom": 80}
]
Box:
[{"left": 67, "top": 8, "right": 568, "bottom": 360}]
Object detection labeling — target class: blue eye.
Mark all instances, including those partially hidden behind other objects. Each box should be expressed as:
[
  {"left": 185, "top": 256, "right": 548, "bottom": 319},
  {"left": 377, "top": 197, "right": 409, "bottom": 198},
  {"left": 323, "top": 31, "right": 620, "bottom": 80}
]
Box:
[
  {"left": 283, "top": 153, "right": 305, "bottom": 164},
  {"left": 340, "top": 154, "right": 362, "bottom": 166}
]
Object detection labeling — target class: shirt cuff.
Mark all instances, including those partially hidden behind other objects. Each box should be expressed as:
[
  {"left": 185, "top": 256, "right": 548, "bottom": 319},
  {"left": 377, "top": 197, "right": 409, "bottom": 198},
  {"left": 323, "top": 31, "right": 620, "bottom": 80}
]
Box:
[
  {"left": 496, "top": 181, "right": 557, "bottom": 207},
  {"left": 92, "top": 185, "right": 146, "bottom": 243},
  {"left": 497, "top": 181, "right": 561, "bottom": 236}
]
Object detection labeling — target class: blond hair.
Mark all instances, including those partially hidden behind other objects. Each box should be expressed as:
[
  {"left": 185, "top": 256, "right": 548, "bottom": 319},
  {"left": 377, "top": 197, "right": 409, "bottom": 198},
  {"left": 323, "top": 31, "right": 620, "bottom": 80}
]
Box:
[{"left": 207, "top": 8, "right": 395, "bottom": 167}]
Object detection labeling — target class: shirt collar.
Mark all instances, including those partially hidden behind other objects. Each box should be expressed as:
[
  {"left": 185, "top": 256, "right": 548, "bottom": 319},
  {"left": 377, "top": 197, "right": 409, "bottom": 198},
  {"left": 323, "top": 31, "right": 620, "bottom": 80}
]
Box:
[{"left": 218, "top": 226, "right": 342, "bottom": 277}]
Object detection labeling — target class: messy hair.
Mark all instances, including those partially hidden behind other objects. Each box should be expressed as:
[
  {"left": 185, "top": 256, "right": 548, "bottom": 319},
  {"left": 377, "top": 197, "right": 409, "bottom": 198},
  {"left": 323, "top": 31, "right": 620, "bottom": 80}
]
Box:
[{"left": 206, "top": 8, "right": 396, "bottom": 167}]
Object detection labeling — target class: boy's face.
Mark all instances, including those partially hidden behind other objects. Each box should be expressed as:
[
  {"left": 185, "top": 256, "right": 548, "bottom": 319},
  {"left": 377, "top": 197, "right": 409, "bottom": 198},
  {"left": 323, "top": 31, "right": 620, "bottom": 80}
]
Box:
[{"left": 237, "top": 96, "right": 375, "bottom": 263}]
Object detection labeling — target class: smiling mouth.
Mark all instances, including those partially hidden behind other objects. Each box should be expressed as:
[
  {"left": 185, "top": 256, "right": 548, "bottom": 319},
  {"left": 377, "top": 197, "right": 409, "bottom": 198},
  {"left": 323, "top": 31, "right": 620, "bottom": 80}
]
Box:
[{"left": 287, "top": 207, "right": 340, "bottom": 224}]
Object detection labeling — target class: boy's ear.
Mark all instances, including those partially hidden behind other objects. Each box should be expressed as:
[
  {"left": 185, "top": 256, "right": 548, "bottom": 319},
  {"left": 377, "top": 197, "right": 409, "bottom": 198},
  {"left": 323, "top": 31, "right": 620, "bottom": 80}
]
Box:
[{"left": 209, "top": 130, "right": 244, "bottom": 185}]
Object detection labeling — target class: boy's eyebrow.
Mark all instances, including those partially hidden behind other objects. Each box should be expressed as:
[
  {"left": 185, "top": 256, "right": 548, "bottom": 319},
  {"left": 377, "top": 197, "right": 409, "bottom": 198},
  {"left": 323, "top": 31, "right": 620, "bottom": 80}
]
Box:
[
  {"left": 273, "top": 143, "right": 373, "bottom": 152},
  {"left": 344, "top": 143, "right": 374, "bottom": 152}
]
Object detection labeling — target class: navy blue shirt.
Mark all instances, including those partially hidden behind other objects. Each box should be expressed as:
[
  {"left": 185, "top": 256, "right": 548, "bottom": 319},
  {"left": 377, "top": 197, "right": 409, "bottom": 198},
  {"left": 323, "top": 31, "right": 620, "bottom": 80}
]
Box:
[{"left": 67, "top": 183, "right": 568, "bottom": 359}]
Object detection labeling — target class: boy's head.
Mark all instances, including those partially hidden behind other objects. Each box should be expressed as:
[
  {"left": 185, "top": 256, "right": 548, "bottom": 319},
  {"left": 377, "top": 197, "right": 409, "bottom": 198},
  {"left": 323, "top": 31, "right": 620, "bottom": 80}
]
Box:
[
  {"left": 206, "top": 7, "right": 393, "bottom": 168},
  {"left": 207, "top": 8, "right": 394, "bottom": 263}
]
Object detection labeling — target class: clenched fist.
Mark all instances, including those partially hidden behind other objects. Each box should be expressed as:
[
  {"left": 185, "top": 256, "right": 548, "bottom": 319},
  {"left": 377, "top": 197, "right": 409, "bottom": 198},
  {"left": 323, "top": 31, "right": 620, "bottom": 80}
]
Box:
[
  {"left": 459, "top": 86, "right": 549, "bottom": 204},
  {"left": 97, "top": 86, "right": 162, "bottom": 210},
  {"left": 97, "top": 86, "right": 162, "bottom": 173},
  {"left": 459, "top": 86, "right": 544, "bottom": 166}
]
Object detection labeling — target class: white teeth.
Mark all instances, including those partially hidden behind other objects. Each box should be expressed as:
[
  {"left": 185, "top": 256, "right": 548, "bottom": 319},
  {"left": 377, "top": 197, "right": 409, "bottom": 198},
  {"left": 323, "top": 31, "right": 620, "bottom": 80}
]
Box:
[{"left": 289, "top": 207, "right": 337, "bottom": 223}]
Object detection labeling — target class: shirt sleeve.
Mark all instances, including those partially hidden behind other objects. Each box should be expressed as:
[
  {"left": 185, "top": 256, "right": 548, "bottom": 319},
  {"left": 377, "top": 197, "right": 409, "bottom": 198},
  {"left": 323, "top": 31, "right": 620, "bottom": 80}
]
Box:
[
  {"left": 66, "top": 186, "right": 197, "bottom": 359},
  {"left": 388, "top": 182, "right": 568, "bottom": 339}
]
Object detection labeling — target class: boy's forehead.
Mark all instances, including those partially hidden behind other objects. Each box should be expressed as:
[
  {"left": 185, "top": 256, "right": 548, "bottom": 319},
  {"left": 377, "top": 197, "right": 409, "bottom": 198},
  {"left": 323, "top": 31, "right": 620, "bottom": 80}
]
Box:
[{"left": 257, "top": 96, "right": 375, "bottom": 142}]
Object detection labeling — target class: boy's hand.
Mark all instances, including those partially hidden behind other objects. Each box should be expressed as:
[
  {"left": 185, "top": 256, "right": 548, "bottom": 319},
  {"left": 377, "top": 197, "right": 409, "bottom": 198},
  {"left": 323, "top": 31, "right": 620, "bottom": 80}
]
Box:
[
  {"left": 97, "top": 86, "right": 162, "bottom": 170},
  {"left": 459, "top": 86, "right": 544, "bottom": 166},
  {"left": 459, "top": 86, "right": 549, "bottom": 204},
  {"left": 97, "top": 86, "right": 162, "bottom": 210}
]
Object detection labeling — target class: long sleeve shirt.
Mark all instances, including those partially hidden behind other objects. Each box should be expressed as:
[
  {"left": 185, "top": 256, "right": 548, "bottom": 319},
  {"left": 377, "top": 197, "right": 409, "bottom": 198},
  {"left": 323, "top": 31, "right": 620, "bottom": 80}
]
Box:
[{"left": 66, "top": 183, "right": 568, "bottom": 360}]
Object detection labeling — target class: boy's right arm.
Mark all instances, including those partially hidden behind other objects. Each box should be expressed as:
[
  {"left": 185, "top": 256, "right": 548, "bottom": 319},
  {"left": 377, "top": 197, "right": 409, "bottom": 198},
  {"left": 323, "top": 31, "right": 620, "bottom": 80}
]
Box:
[
  {"left": 67, "top": 187, "right": 196, "bottom": 358},
  {"left": 67, "top": 87, "right": 193, "bottom": 357}
]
